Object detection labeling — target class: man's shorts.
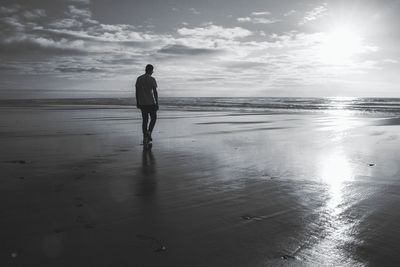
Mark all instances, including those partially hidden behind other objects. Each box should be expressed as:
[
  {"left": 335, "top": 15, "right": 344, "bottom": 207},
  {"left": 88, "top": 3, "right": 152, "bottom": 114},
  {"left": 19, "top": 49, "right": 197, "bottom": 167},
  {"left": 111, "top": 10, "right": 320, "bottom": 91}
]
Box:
[{"left": 139, "top": 105, "right": 158, "bottom": 113}]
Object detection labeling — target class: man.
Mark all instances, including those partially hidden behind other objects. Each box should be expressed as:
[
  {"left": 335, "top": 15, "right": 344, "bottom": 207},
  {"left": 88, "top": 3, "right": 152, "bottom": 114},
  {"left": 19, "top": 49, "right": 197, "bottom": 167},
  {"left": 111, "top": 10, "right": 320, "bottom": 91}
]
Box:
[{"left": 135, "top": 64, "right": 159, "bottom": 144}]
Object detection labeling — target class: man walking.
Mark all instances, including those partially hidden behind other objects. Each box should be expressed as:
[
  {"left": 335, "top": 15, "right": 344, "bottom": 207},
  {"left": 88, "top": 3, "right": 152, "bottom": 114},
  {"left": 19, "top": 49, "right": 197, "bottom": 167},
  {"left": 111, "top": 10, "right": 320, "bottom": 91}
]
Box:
[{"left": 135, "top": 64, "right": 159, "bottom": 144}]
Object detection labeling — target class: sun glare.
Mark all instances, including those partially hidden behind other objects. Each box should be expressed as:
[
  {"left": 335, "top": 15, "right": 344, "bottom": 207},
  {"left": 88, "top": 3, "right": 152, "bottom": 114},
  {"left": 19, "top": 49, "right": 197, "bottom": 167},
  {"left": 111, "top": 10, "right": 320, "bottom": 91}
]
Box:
[
  {"left": 318, "top": 150, "right": 353, "bottom": 212},
  {"left": 318, "top": 27, "right": 364, "bottom": 64}
]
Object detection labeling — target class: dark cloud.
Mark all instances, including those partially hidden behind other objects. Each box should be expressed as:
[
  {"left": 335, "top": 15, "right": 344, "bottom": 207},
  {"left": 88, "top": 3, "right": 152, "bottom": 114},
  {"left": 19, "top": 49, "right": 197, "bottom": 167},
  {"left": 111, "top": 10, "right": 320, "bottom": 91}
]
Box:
[
  {"left": 23, "top": 9, "right": 46, "bottom": 19},
  {"left": 0, "top": 5, "right": 21, "bottom": 15},
  {"left": 34, "top": 28, "right": 152, "bottom": 52},
  {"left": 0, "top": 37, "right": 87, "bottom": 56},
  {"left": 0, "top": 65, "right": 19, "bottom": 71},
  {"left": 55, "top": 66, "right": 102, "bottom": 73},
  {"left": 66, "top": 5, "right": 91, "bottom": 19},
  {"left": 158, "top": 44, "right": 219, "bottom": 55},
  {"left": 1, "top": 16, "right": 25, "bottom": 31},
  {"left": 69, "top": 0, "right": 90, "bottom": 4},
  {"left": 49, "top": 18, "right": 83, "bottom": 29},
  {"left": 33, "top": 28, "right": 93, "bottom": 42},
  {"left": 97, "top": 57, "right": 139, "bottom": 65}
]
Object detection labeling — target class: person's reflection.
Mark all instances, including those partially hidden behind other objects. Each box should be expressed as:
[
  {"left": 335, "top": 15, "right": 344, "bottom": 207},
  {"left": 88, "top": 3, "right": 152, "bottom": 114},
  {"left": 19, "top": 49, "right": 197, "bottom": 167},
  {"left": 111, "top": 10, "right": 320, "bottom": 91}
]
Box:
[{"left": 137, "top": 146, "right": 157, "bottom": 196}]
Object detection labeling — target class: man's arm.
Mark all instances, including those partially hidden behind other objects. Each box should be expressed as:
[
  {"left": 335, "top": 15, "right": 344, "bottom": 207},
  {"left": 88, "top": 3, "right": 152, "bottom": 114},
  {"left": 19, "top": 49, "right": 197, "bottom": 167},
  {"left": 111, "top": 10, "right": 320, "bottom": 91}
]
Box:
[
  {"left": 153, "top": 78, "right": 158, "bottom": 110},
  {"left": 154, "top": 88, "right": 159, "bottom": 110},
  {"left": 135, "top": 79, "right": 139, "bottom": 108}
]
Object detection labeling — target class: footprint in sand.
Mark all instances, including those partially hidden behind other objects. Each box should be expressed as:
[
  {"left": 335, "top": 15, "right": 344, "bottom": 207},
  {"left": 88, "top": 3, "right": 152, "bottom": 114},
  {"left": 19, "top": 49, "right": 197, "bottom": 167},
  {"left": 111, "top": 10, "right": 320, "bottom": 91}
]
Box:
[
  {"left": 76, "top": 216, "right": 96, "bottom": 230},
  {"left": 75, "top": 174, "right": 85, "bottom": 181},
  {"left": 74, "top": 213, "right": 95, "bottom": 229},
  {"left": 241, "top": 210, "right": 293, "bottom": 222},
  {"left": 136, "top": 234, "right": 166, "bottom": 253},
  {"left": 5, "top": 160, "right": 29, "bottom": 164},
  {"left": 74, "top": 197, "right": 84, "bottom": 207},
  {"left": 116, "top": 149, "right": 130, "bottom": 152},
  {"left": 54, "top": 228, "right": 64, "bottom": 234},
  {"left": 85, "top": 223, "right": 96, "bottom": 229},
  {"left": 281, "top": 254, "right": 296, "bottom": 260},
  {"left": 241, "top": 215, "right": 262, "bottom": 221}
]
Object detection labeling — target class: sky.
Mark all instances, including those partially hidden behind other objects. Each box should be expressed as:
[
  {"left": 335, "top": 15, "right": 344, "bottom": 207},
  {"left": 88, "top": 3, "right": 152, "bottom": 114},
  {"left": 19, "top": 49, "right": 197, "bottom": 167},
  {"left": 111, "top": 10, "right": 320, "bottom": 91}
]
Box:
[{"left": 0, "top": 0, "right": 399, "bottom": 98}]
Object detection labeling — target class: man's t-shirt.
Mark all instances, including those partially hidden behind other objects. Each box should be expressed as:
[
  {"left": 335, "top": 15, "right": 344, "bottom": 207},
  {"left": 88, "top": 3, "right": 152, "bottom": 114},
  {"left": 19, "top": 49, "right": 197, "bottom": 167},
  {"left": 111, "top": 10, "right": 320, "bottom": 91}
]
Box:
[{"left": 135, "top": 74, "right": 157, "bottom": 106}]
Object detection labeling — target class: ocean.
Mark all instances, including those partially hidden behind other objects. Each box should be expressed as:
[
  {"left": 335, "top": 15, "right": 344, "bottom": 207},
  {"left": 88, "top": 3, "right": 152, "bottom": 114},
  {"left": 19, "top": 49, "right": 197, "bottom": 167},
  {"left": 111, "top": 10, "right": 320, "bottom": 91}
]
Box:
[{"left": 1, "top": 97, "right": 400, "bottom": 114}]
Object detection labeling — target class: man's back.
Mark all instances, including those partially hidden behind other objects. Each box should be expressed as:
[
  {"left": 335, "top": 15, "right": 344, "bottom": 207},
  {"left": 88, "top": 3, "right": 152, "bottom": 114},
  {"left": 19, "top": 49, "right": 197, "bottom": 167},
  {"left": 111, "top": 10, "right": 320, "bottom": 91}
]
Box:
[{"left": 136, "top": 74, "right": 157, "bottom": 106}]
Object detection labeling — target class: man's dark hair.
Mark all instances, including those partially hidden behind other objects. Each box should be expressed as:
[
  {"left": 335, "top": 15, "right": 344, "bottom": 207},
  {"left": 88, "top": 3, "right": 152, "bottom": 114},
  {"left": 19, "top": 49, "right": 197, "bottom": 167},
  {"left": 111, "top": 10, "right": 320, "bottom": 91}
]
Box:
[{"left": 145, "top": 64, "right": 154, "bottom": 74}]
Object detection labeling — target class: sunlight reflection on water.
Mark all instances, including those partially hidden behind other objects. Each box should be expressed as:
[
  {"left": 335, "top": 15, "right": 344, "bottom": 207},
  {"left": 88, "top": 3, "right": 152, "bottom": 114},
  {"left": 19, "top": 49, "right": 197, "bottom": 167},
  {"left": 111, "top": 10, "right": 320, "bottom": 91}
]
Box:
[
  {"left": 319, "top": 150, "right": 353, "bottom": 213},
  {"left": 300, "top": 118, "right": 364, "bottom": 266}
]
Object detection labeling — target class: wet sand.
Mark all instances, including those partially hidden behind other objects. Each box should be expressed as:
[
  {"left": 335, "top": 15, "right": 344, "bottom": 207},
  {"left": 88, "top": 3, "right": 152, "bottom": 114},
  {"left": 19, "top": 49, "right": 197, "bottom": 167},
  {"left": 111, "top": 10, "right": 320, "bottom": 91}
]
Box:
[{"left": 1, "top": 105, "right": 400, "bottom": 266}]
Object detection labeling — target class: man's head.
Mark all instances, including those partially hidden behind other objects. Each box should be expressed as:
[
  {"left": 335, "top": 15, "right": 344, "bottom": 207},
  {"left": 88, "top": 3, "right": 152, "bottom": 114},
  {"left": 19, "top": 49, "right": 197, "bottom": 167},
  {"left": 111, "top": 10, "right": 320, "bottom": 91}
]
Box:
[{"left": 145, "top": 64, "right": 154, "bottom": 74}]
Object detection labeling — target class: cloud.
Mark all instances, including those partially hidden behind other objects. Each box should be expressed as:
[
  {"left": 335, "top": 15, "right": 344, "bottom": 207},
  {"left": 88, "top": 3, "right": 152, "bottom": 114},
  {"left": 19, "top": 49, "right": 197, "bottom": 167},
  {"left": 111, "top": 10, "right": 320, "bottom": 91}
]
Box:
[
  {"left": 158, "top": 44, "right": 219, "bottom": 56},
  {"left": 299, "top": 4, "right": 328, "bottom": 25},
  {"left": 237, "top": 17, "right": 251, "bottom": 22},
  {"left": 237, "top": 17, "right": 278, "bottom": 24},
  {"left": 284, "top": 9, "right": 296, "bottom": 17},
  {"left": 382, "top": 59, "right": 398, "bottom": 64},
  {"left": 66, "top": 5, "right": 92, "bottom": 19},
  {"left": 69, "top": 0, "right": 91, "bottom": 4},
  {"left": 0, "top": 5, "right": 21, "bottom": 14},
  {"left": 0, "top": 64, "right": 19, "bottom": 71},
  {"left": 178, "top": 25, "right": 252, "bottom": 39},
  {"left": 24, "top": 9, "right": 46, "bottom": 19},
  {"left": 263, "top": 31, "right": 379, "bottom": 78},
  {"left": 37, "top": 21, "right": 168, "bottom": 50},
  {"left": 49, "top": 18, "right": 83, "bottom": 29},
  {"left": 97, "top": 57, "right": 139, "bottom": 65},
  {"left": 0, "top": 34, "right": 87, "bottom": 55},
  {"left": 237, "top": 11, "right": 278, "bottom": 24},
  {"left": 1, "top": 16, "right": 25, "bottom": 31},
  {"left": 251, "top": 11, "right": 271, "bottom": 16},
  {"left": 189, "top": 8, "right": 200, "bottom": 15},
  {"left": 55, "top": 67, "right": 102, "bottom": 73},
  {"left": 224, "top": 60, "right": 267, "bottom": 69},
  {"left": 0, "top": 3, "right": 173, "bottom": 77},
  {"left": 33, "top": 36, "right": 85, "bottom": 50}
]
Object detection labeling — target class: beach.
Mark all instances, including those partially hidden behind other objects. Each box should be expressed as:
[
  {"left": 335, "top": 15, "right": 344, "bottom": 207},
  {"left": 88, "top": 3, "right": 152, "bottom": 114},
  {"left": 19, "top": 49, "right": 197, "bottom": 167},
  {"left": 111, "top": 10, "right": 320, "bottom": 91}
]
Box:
[{"left": 1, "top": 99, "right": 400, "bottom": 266}]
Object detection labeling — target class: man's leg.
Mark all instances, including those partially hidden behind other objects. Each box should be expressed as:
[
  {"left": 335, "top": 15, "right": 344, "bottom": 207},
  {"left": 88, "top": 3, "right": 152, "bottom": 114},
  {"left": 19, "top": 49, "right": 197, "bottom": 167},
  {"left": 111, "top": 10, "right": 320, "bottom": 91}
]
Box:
[
  {"left": 141, "top": 109, "right": 149, "bottom": 138},
  {"left": 148, "top": 110, "right": 157, "bottom": 135}
]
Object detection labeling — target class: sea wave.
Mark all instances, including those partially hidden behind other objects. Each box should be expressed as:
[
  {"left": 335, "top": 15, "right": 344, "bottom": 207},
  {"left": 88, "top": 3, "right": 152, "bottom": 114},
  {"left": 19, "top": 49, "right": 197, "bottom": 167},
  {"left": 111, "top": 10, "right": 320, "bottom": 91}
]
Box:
[{"left": 1, "top": 97, "right": 400, "bottom": 113}]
